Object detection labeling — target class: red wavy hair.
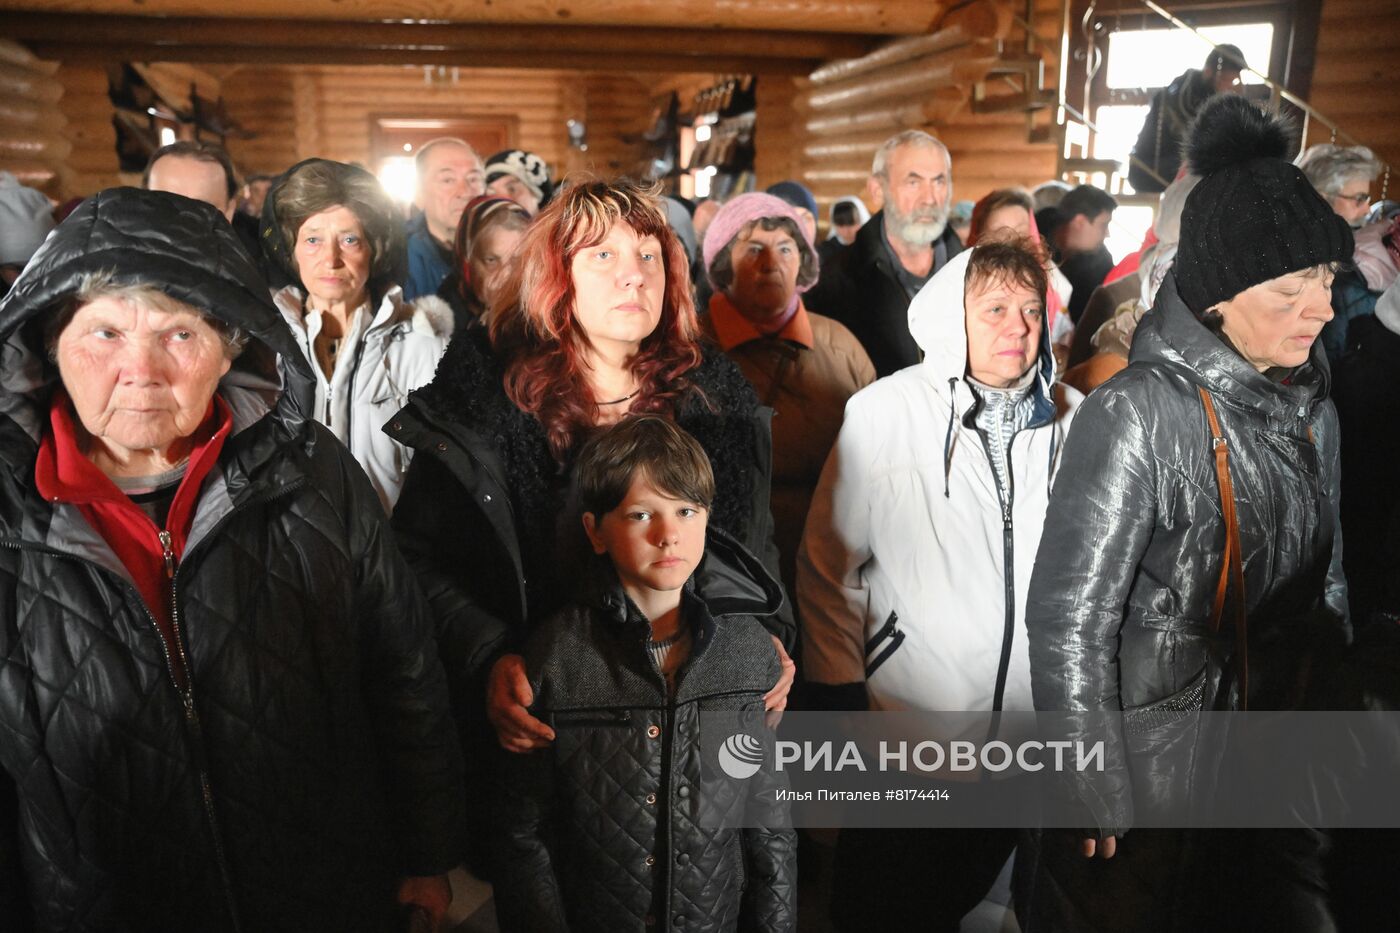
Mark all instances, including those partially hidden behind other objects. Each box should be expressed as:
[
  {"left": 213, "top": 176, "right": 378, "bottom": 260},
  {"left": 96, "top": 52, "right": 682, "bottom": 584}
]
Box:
[{"left": 489, "top": 177, "right": 703, "bottom": 461}]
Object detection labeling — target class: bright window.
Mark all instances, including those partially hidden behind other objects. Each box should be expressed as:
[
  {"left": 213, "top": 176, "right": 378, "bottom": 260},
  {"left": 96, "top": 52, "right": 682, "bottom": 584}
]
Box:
[
  {"left": 378, "top": 156, "right": 417, "bottom": 206},
  {"left": 1092, "top": 104, "right": 1150, "bottom": 160},
  {"left": 1104, "top": 204, "right": 1156, "bottom": 266},
  {"left": 1105, "top": 23, "right": 1274, "bottom": 90}
]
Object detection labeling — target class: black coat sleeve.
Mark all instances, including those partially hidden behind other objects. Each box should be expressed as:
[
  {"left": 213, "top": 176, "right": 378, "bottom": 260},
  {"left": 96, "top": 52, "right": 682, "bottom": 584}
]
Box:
[
  {"left": 392, "top": 452, "right": 517, "bottom": 683},
  {"left": 349, "top": 458, "right": 467, "bottom": 877},
  {"left": 493, "top": 743, "right": 568, "bottom": 932},
  {"left": 739, "top": 684, "right": 798, "bottom": 932}
]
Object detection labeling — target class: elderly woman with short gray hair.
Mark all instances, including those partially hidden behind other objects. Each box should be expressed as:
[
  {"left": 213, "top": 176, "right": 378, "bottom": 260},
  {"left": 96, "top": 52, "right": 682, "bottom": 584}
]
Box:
[
  {"left": 1296, "top": 143, "right": 1383, "bottom": 228},
  {"left": 1296, "top": 144, "right": 1388, "bottom": 362},
  {"left": 261, "top": 158, "right": 454, "bottom": 511}
]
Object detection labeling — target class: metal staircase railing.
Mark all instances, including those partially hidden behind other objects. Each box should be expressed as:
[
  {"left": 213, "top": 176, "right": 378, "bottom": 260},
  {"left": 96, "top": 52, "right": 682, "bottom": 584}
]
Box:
[{"left": 1005, "top": 0, "right": 1392, "bottom": 200}]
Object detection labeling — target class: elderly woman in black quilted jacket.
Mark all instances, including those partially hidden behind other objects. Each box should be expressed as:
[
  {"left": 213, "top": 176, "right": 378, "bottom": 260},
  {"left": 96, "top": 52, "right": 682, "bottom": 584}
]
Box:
[{"left": 0, "top": 188, "right": 463, "bottom": 932}]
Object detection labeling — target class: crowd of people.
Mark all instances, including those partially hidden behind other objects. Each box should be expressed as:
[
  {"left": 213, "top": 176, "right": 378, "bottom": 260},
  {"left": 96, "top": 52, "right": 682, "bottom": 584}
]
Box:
[{"left": 0, "top": 61, "right": 1395, "bottom": 933}]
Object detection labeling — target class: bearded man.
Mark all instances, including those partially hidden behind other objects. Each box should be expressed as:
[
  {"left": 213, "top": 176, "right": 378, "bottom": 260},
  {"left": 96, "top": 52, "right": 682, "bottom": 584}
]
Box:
[{"left": 806, "top": 130, "right": 963, "bottom": 376}]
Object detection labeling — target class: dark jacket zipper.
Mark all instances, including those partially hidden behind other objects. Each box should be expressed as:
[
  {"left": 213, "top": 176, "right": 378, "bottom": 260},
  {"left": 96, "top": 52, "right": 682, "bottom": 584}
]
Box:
[
  {"left": 864, "top": 611, "right": 904, "bottom": 679},
  {"left": 158, "top": 529, "right": 243, "bottom": 933},
  {"left": 2, "top": 477, "right": 305, "bottom": 931},
  {"left": 975, "top": 428, "right": 1018, "bottom": 715}
]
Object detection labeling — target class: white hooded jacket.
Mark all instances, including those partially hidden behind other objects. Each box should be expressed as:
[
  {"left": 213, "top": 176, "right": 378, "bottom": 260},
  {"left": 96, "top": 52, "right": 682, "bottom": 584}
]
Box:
[
  {"left": 797, "top": 248, "right": 1081, "bottom": 712},
  {"left": 274, "top": 284, "right": 453, "bottom": 513}
]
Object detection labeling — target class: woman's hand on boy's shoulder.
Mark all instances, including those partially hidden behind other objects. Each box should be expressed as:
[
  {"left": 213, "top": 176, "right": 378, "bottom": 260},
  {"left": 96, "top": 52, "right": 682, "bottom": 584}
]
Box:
[
  {"left": 763, "top": 636, "right": 796, "bottom": 715},
  {"left": 488, "top": 654, "right": 556, "bottom": 753}
]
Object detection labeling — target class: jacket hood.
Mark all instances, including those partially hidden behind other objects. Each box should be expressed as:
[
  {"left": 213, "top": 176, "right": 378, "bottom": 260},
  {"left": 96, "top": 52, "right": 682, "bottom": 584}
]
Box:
[
  {"left": 0, "top": 187, "right": 314, "bottom": 465},
  {"left": 1131, "top": 270, "right": 1331, "bottom": 415},
  {"left": 588, "top": 525, "right": 784, "bottom": 623},
  {"left": 259, "top": 158, "right": 409, "bottom": 304},
  {"left": 907, "top": 246, "right": 1058, "bottom": 391}
]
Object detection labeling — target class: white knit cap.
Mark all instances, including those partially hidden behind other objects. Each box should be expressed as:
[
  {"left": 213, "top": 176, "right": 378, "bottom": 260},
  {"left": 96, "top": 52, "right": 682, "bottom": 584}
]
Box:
[{"left": 0, "top": 172, "right": 54, "bottom": 267}]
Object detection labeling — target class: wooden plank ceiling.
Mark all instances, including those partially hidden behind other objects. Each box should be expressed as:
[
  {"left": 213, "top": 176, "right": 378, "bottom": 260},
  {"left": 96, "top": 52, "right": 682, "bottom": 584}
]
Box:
[{"left": 3, "top": 0, "right": 954, "bottom": 74}]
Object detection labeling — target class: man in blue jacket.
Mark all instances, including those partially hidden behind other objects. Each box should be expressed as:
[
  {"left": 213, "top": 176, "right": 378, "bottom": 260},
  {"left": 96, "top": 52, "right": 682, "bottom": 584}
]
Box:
[{"left": 404, "top": 137, "right": 485, "bottom": 300}]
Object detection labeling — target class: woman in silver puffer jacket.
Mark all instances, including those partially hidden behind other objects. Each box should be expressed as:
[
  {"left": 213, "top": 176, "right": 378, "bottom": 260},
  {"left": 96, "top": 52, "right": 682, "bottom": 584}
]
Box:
[{"left": 1017, "top": 96, "right": 1354, "bottom": 932}]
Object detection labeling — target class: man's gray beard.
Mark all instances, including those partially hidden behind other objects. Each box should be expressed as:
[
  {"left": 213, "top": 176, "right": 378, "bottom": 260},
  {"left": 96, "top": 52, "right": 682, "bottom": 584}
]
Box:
[{"left": 890, "top": 210, "right": 948, "bottom": 246}]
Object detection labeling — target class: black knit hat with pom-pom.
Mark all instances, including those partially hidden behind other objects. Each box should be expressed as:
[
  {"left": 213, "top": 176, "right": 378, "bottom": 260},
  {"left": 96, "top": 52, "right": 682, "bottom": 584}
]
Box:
[{"left": 1175, "top": 95, "right": 1353, "bottom": 314}]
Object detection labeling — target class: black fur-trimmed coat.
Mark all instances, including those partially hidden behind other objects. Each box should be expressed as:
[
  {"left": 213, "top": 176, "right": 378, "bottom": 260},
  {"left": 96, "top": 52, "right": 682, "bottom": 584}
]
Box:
[{"left": 387, "top": 326, "right": 793, "bottom": 722}]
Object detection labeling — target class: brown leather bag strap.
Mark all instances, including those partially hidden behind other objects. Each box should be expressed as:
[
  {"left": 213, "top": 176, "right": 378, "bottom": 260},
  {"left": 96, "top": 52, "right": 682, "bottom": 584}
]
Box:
[{"left": 1198, "top": 386, "right": 1248, "bottom": 708}]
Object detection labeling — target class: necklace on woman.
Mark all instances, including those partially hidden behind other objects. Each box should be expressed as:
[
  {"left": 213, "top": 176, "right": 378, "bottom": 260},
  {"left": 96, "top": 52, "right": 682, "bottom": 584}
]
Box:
[{"left": 598, "top": 389, "right": 639, "bottom": 406}]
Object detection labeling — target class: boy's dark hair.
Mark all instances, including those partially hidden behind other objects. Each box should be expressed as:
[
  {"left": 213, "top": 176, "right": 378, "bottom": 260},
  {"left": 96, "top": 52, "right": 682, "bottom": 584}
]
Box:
[
  {"left": 576, "top": 416, "right": 715, "bottom": 519},
  {"left": 142, "top": 140, "right": 240, "bottom": 200},
  {"left": 965, "top": 235, "right": 1049, "bottom": 308},
  {"left": 1058, "top": 184, "right": 1118, "bottom": 223}
]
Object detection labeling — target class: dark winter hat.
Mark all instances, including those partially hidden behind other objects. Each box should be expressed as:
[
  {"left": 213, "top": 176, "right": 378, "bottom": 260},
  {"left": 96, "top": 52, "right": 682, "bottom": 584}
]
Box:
[
  {"left": 764, "top": 180, "right": 818, "bottom": 220},
  {"left": 1174, "top": 95, "right": 1353, "bottom": 314}
]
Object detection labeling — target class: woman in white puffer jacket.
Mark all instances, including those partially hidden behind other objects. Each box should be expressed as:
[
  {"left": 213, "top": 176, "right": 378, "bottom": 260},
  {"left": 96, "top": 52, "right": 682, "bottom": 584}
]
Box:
[
  {"left": 797, "top": 237, "right": 1083, "bottom": 933},
  {"left": 262, "top": 158, "right": 454, "bottom": 513},
  {"left": 800, "top": 237, "right": 1080, "bottom": 715}
]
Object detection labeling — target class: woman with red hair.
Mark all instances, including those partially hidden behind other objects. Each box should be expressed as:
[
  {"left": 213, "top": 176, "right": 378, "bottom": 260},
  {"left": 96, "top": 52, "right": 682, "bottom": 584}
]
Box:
[{"left": 386, "top": 178, "right": 795, "bottom": 865}]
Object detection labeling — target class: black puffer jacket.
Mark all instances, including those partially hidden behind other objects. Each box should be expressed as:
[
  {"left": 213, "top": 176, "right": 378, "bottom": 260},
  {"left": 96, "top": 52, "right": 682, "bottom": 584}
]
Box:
[
  {"left": 495, "top": 531, "right": 796, "bottom": 933},
  {"left": 0, "top": 189, "right": 463, "bottom": 933}
]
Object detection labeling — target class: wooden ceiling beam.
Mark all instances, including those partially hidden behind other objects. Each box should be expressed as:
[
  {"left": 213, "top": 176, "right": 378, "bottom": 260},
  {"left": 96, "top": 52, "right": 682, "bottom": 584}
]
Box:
[
  {"left": 0, "top": 0, "right": 947, "bottom": 34},
  {"left": 6, "top": 12, "right": 876, "bottom": 60},
  {"left": 24, "top": 42, "right": 818, "bottom": 75}
]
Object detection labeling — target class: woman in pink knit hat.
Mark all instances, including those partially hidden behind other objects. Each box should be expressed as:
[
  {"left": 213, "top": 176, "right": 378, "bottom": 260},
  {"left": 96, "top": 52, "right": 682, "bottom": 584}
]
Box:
[{"left": 700, "top": 192, "right": 875, "bottom": 600}]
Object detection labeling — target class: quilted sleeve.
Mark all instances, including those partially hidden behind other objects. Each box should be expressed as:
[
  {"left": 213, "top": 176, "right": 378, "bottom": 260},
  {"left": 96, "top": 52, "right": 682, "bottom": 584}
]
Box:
[
  {"left": 739, "top": 743, "right": 797, "bottom": 933},
  {"left": 0, "top": 770, "right": 33, "bottom": 933},
  {"left": 739, "top": 825, "right": 796, "bottom": 932},
  {"left": 352, "top": 486, "right": 467, "bottom": 878},
  {"left": 492, "top": 746, "right": 568, "bottom": 932}
]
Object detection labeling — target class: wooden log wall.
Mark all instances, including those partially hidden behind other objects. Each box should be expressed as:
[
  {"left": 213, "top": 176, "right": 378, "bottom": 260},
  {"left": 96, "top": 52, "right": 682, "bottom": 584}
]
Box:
[
  {"left": 1305, "top": 0, "right": 1400, "bottom": 187},
  {"left": 219, "top": 66, "right": 706, "bottom": 183},
  {"left": 753, "top": 0, "right": 1063, "bottom": 221},
  {"left": 55, "top": 62, "right": 122, "bottom": 198},
  {"left": 221, "top": 66, "right": 575, "bottom": 175},
  {"left": 576, "top": 73, "right": 659, "bottom": 179},
  {"left": 0, "top": 39, "right": 69, "bottom": 195}
]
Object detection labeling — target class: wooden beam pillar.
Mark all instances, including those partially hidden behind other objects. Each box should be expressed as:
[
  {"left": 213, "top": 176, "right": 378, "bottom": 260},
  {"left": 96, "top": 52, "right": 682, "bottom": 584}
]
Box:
[
  {"left": 24, "top": 42, "right": 820, "bottom": 75},
  {"left": 291, "top": 70, "right": 320, "bottom": 164},
  {"left": 6, "top": 13, "right": 876, "bottom": 62},
  {"left": 0, "top": 0, "right": 948, "bottom": 34}
]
